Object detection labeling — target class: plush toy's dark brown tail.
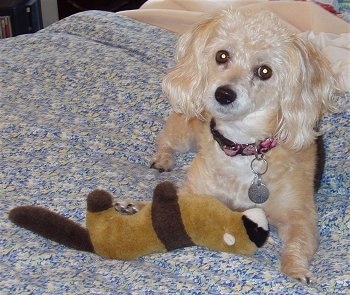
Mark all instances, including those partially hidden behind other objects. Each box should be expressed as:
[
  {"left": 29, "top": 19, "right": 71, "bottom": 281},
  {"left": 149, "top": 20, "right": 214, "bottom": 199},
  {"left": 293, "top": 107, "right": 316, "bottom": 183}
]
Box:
[{"left": 9, "top": 206, "right": 94, "bottom": 252}]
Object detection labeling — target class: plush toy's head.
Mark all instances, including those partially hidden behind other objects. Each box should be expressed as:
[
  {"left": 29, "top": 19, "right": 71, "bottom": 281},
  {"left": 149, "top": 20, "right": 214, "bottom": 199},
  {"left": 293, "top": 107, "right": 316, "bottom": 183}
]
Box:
[
  {"left": 87, "top": 181, "right": 269, "bottom": 259},
  {"left": 9, "top": 181, "right": 269, "bottom": 260}
]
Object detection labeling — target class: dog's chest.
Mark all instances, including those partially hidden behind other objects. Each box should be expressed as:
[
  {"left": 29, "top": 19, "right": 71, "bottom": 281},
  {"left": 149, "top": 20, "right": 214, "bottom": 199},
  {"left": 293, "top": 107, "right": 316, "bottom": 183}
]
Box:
[
  {"left": 187, "top": 151, "right": 262, "bottom": 211},
  {"left": 211, "top": 155, "right": 258, "bottom": 210}
]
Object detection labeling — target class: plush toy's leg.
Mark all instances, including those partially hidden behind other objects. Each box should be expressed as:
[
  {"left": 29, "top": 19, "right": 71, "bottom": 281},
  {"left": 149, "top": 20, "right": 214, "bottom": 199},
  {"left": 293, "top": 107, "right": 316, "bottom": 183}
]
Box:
[{"left": 9, "top": 206, "right": 94, "bottom": 252}]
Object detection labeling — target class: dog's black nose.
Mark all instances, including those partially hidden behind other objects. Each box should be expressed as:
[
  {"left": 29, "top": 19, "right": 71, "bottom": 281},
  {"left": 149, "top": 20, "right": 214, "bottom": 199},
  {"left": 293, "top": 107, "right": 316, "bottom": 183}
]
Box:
[{"left": 215, "top": 86, "right": 237, "bottom": 105}]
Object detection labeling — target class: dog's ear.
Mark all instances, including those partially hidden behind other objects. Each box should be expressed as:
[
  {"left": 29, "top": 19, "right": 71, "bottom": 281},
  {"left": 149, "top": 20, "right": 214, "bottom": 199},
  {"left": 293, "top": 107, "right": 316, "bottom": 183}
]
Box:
[
  {"left": 162, "top": 16, "right": 218, "bottom": 118},
  {"left": 277, "top": 35, "right": 335, "bottom": 150}
]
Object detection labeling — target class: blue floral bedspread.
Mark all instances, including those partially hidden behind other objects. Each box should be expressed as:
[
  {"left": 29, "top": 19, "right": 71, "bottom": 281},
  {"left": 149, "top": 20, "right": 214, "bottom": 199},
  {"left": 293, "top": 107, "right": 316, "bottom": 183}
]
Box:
[{"left": 0, "top": 11, "right": 349, "bottom": 294}]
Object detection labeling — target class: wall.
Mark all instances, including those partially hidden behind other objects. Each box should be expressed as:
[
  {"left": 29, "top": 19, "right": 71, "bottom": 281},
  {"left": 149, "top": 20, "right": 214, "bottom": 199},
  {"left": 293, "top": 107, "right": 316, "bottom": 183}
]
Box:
[{"left": 41, "top": 0, "right": 59, "bottom": 27}]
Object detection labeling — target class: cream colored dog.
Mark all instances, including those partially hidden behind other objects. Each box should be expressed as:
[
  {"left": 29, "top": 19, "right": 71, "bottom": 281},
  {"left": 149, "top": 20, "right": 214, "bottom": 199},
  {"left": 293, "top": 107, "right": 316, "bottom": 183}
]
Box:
[{"left": 150, "top": 9, "right": 335, "bottom": 283}]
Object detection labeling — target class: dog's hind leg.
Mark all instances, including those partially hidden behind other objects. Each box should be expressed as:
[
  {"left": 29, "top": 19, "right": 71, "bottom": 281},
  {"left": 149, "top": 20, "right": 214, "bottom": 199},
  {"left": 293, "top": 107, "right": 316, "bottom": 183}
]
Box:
[{"left": 151, "top": 113, "right": 204, "bottom": 172}]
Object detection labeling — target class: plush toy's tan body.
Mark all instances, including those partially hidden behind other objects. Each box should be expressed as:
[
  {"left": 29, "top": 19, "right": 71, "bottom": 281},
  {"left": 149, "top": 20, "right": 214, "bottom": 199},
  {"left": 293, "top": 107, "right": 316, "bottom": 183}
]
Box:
[
  {"left": 9, "top": 182, "right": 269, "bottom": 260},
  {"left": 87, "top": 203, "right": 164, "bottom": 260}
]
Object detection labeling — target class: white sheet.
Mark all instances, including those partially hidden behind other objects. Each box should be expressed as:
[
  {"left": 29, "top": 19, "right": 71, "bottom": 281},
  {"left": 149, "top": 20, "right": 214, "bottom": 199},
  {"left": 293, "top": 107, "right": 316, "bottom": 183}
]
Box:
[{"left": 119, "top": 0, "right": 350, "bottom": 91}]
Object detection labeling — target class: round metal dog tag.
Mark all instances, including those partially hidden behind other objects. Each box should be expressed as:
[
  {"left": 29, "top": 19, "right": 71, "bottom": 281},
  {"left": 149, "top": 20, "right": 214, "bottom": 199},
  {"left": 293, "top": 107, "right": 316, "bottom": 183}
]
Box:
[{"left": 248, "top": 182, "right": 269, "bottom": 204}]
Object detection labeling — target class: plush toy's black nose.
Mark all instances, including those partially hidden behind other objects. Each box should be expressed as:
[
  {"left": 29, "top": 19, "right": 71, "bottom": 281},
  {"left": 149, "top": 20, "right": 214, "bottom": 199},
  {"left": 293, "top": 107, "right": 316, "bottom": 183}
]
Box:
[{"left": 215, "top": 86, "right": 237, "bottom": 105}]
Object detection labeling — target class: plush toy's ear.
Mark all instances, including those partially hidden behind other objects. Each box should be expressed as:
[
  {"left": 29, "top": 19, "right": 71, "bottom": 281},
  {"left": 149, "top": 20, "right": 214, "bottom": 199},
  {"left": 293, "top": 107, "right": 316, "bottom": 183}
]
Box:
[{"left": 242, "top": 208, "right": 269, "bottom": 248}]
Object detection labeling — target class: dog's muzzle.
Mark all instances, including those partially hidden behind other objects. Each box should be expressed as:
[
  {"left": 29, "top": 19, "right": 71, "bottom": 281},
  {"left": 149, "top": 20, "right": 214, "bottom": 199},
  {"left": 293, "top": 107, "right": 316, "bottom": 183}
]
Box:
[{"left": 215, "top": 86, "right": 237, "bottom": 105}]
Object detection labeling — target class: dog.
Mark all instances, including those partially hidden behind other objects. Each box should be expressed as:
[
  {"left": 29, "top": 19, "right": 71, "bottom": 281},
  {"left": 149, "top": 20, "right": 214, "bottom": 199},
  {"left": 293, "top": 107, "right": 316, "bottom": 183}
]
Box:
[{"left": 149, "top": 9, "right": 335, "bottom": 283}]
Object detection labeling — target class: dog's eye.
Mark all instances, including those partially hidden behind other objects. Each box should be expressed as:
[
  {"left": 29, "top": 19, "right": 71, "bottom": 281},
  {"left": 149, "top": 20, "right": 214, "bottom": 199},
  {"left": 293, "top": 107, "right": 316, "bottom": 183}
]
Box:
[
  {"left": 216, "top": 50, "right": 230, "bottom": 64},
  {"left": 255, "top": 65, "right": 273, "bottom": 80}
]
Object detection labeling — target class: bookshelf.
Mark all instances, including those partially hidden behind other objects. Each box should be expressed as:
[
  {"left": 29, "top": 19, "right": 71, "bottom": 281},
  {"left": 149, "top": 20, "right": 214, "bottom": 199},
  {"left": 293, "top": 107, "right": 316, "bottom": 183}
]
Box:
[
  {"left": 0, "top": 0, "right": 43, "bottom": 38},
  {"left": 57, "top": 0, "right": 146, "bottom": 19}
]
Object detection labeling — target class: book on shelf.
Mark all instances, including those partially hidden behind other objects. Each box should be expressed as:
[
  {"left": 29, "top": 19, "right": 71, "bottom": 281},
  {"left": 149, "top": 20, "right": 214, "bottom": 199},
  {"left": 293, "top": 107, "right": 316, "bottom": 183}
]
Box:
[
  {"left": 0, "top": 16, "right": 13, "bottom": 39},
  {"left": 26, "top": 0, "right": 43, "bottom": 33},
  {"left": 0, "top": 0, "right": 43, "bottom": 39}
]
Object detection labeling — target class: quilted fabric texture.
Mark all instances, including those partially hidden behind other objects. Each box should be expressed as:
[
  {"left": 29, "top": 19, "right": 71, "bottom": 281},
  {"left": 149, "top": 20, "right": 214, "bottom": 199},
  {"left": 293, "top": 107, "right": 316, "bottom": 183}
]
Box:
[{"left": 0, "top": 11, "right": 349, "bottom": 294}]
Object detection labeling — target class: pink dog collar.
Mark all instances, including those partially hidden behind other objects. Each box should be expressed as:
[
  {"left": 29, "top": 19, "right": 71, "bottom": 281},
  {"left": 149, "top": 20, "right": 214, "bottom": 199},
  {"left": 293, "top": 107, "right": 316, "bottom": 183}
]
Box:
[{"left": 210, "top": 119, "right": 278, "bottom": 157}]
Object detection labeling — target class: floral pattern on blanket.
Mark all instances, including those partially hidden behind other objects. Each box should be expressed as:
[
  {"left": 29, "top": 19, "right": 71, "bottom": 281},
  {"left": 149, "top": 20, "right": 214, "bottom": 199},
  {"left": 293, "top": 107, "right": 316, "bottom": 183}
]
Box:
[{"left": 0, "top": 11, "right": 349, "bottom": 294}]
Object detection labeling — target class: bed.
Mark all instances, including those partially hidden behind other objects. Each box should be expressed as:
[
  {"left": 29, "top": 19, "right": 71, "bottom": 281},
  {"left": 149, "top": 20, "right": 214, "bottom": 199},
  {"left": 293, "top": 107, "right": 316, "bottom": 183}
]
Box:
[{"left": 1, "top": 1, "right": 349, "bottom": 293}]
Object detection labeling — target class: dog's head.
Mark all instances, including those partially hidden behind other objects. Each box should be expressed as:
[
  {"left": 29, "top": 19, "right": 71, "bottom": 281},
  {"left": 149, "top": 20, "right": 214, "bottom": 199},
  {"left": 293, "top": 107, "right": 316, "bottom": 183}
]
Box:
[{"left": 162, "top": 9, "right": 335, "bottom": 150}]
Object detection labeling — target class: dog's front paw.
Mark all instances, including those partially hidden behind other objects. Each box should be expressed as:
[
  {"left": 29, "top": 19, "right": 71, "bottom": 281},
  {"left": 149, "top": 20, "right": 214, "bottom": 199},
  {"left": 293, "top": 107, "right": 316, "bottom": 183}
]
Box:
[
  {"left": 281, "top": 260, "right": 313, "bottom": 284},
  {"left": 297, "top": 275, "right": 312, "bottom": 285},
  {"left": 150, "top": 153, "right": 174, "bottom": 172},
  {"left": 284, "top": 270, "right": 313, "bottom": 285}
]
